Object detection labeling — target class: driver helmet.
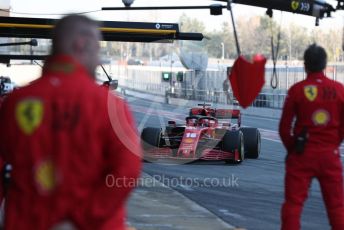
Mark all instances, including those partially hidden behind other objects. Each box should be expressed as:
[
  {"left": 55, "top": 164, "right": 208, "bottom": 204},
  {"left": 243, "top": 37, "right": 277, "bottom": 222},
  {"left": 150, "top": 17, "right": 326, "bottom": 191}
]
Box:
[{"left": 187, "top": 118, "right": 197, "bottom": 126}]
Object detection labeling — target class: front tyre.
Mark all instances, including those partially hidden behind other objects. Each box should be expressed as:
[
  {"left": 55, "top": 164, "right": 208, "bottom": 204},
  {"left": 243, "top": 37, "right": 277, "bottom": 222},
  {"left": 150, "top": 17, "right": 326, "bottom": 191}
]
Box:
[
  {"left": 240, "top": 127, "right": 261, "bottom": 159},
  {"left": 222, "top": 130, "right": 244, "bottom": 164},
  {"left": 141, "top": 127, "right": 162, "bottom": 149}
]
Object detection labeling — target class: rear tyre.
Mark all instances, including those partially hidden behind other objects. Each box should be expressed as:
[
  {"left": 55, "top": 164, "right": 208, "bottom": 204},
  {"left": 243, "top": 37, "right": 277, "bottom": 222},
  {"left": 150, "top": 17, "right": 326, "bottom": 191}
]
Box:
[
  {"left": 240, "top": 128, "right": 261, "bottom": 159},
  {"left": 222, "top": 130, "right": 244, "bottom": 164}
]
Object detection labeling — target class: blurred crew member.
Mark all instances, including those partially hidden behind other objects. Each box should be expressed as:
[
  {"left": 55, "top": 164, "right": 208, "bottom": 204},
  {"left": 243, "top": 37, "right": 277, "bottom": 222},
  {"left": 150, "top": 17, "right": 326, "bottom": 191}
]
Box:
[
  {"left": 222, "top": 79, "right": 231, "bottom": 104},
  {"left": 0, "top": 14, "right": 141, "bottom": 230}
]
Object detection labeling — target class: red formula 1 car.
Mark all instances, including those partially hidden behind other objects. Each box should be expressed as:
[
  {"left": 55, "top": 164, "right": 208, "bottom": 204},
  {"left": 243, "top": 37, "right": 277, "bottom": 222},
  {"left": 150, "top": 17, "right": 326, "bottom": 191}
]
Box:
[{"left": 141, "top": 103, "right": 261, "bottom": 164}]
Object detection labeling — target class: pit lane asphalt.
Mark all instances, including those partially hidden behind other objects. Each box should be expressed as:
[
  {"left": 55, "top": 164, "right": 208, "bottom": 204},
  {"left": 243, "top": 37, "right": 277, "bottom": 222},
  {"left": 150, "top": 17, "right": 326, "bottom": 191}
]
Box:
[{"left": 126, "top": 95, "right": 339, "bottom": 230}]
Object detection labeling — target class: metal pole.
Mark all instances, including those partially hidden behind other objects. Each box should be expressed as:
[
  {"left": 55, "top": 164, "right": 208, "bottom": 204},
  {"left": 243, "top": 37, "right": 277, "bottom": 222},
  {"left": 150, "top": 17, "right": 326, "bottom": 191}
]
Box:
[
  {"left": 286, "top": 65, "right": 289, "bottom": 89},
  {"left": 228, "top": 1, "right": 241, "bottom": 56},
  {"left": 0, "top": 39, "right": 37, "bottom": 47},
  {"left": 102, "top": 5, "right": 227, "bottom": 11}
]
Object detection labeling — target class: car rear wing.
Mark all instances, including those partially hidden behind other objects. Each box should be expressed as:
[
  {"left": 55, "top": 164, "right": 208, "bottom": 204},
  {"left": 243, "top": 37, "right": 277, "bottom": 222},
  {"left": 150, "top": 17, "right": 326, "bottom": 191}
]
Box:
[
  {"left": 214, "top": 109, "right": 240, "bottom": 119},
  {"left": 190, "top": 108, "right": 207, "bottom": 116}
]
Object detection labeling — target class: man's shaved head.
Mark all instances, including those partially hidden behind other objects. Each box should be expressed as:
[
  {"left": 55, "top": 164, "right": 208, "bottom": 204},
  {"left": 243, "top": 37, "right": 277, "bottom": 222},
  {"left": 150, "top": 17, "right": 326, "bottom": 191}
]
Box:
[{"left": 52, "top": 14, "right": 101, "bottom": 77}]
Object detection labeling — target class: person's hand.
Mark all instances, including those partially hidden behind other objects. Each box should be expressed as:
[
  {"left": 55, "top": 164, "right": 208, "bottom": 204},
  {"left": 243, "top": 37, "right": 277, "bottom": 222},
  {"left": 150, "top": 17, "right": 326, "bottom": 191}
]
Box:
[{"left": 50, "top": 221, "right": 77, "bottom": 230}]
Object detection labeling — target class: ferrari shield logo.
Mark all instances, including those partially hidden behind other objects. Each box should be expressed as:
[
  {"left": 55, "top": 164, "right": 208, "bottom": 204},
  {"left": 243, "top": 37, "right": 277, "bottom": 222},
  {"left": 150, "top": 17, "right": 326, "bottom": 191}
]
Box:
[
  {"left": 304, "top": 85, "right": 318, "bottom": 101},
  {"left": 291, "top": 1, "right": 299, "bottom": 11},
  {"left": 16, "top": 99, "right": 44, "bottom": 135}
]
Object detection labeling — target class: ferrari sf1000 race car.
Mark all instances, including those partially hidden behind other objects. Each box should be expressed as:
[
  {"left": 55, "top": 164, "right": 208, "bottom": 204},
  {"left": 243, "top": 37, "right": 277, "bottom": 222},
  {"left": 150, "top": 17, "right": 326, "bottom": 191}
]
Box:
[{"left": 141, "top": 104, "right": 261, "bottom": 164}]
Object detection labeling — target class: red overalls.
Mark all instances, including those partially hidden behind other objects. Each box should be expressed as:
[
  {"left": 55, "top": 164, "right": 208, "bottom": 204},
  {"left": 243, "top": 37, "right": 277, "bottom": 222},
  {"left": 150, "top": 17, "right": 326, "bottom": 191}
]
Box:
[
  {"left": 0, "top": 95, "right": 6, "bottom": 206},
  {"left": 0, "top": 158, "right": 3, "bottom": 206},
  {"left": 0, "top": 55, "right": 142, "bottom": 230},
  {"left": 279, "top": 72, "right": 344, "bottom": 230}
]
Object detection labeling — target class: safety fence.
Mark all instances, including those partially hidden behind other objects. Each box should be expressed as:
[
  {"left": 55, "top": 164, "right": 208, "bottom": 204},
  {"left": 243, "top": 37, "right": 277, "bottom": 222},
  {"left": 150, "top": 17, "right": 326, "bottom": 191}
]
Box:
[
  {"left": 105, "top": 64, "right": 344, "bottom": 109},
  {"left": 120, "top": 83, "right": 287, "bottom": 109}
]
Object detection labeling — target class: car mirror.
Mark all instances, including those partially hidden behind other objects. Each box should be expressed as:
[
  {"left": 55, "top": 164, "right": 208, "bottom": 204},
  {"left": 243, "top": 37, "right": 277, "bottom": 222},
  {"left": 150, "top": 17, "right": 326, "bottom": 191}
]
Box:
[{"left": 103, "top": 79, "right": 118, "bottom": 90}]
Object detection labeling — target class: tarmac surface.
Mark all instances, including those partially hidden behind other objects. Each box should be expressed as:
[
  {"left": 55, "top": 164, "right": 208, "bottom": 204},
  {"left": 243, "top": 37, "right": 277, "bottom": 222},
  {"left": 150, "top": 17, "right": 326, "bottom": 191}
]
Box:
[
  {"left": 127, "top": 173, "right": 236, "bottom": 230},
  {"left": 125, "top": 94, "right": 343, "bottom": 230}
]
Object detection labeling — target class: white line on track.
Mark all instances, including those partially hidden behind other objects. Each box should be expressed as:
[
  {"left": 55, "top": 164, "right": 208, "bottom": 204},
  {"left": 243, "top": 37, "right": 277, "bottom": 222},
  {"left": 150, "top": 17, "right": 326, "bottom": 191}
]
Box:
[
  {"left": 261, "top": 137, "right": 282, "bottom": 143},
  {"left": 257, "top": 127, "right": 278, "bottom": 133},
  {"left": 177, "top": 184, "right": 194, "bottom": 192},
  {"left": 218, "top": 209, "right": 245, "bottom": 220}
]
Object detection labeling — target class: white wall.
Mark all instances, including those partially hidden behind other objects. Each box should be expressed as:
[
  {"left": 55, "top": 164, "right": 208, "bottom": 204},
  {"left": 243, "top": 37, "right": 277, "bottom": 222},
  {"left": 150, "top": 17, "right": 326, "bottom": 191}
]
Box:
[{"left": 0, "top": 64, "right": 41, "bottom": 86}]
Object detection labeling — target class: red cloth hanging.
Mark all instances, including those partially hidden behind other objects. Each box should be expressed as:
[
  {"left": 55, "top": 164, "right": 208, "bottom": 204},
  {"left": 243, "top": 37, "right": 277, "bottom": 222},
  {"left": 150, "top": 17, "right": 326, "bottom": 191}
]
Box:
[{"left": 229, "top": 54, "right": 267, "bottom": 108}]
